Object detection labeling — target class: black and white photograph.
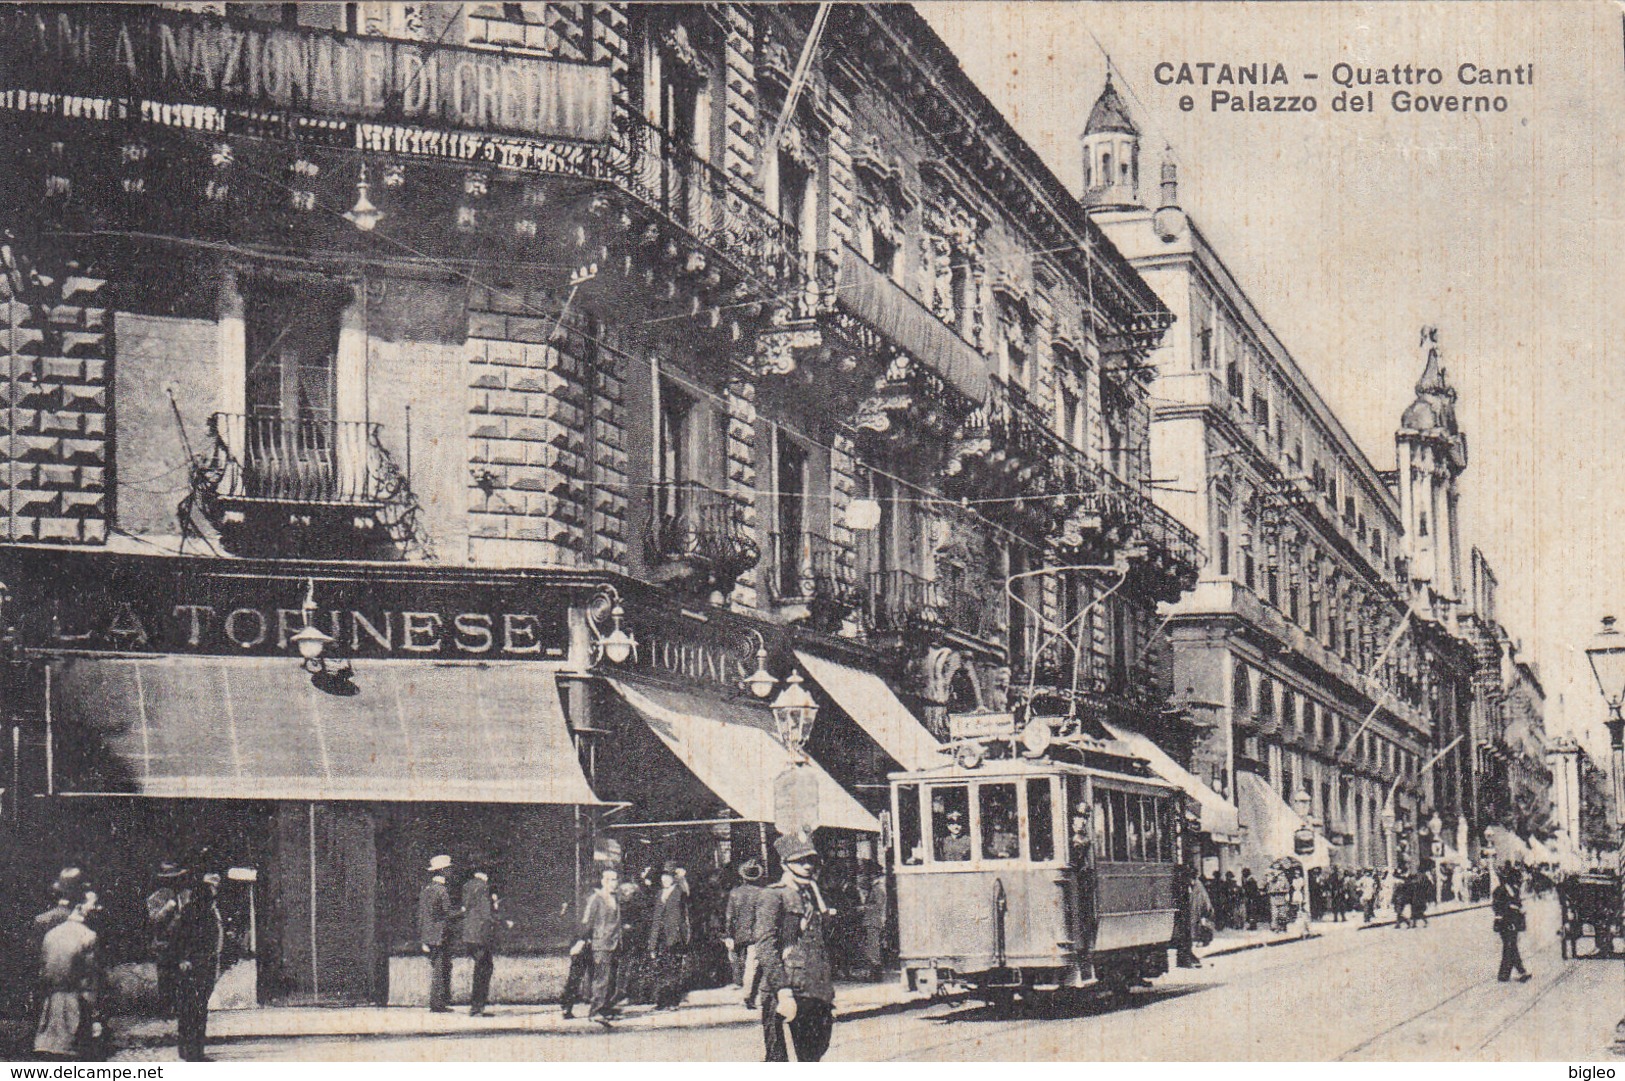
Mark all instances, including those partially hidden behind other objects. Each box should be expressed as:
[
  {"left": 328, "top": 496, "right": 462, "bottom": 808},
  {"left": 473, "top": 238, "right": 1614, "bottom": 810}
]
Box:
[{"left": 0, "top": 0, "right": 1616, "bottom": 1065}]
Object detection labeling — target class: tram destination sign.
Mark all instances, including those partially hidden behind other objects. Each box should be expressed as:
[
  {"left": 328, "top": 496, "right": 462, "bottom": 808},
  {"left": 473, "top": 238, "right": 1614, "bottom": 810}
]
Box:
[{"left": 0, "top": 6, "right": 612, "bottom": 144}]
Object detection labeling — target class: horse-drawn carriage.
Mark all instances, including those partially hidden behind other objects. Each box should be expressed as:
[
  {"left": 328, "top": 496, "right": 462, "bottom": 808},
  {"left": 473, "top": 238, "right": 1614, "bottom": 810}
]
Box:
[{"left": 1557, "top": 872, "right": 1623, "bottom": 959}]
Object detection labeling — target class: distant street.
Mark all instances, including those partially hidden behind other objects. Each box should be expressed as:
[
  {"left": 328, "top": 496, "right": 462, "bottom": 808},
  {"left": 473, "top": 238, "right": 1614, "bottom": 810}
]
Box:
[{"left": 114, "top": 898, "right": 1625, "bottom": 1062}]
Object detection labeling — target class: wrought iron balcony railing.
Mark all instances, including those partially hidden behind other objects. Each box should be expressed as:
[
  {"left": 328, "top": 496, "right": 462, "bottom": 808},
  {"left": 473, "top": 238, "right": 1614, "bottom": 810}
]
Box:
[
  {"left": 864, "top": 569, "right": 939, "bottom": 636},
  {"left": 209, "top": 413, "right": 389, "bottom": 507},
  {"left": 611, "top": 112, "right": 801, "bottom": 300},
  {"left": 769, "top": 531, "right": 858, "bottom": 609},
  {"left": 646, "top": 480, "right": 759, "bottom": 586}
]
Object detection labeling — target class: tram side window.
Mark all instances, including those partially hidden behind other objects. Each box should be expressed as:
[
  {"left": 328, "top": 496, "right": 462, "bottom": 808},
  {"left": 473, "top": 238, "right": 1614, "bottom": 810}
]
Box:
[
  {"left": 1140, "top": 796, "right": 1160, "bottom": 862},
  {"left": 931, "top": 785, "right": 972, "bottom": 862},
  {"left": 1092, "top": 785, "right": 1111, "bottom": 858},
  {"left": 1107, "top": 789, "right": 1130, "bottom": 861},
  {"left": 1159, "top": 798, "right": 1178, "bottom": 863},
  {"left": 980, "top": 783, "right": 1020, "bottom": 860},
  {"left": 1028, "top": 778, "right": 1055, "bottom": 862},
  {"left": 897, "top": 784, "right": 923, "bottom": 866}
]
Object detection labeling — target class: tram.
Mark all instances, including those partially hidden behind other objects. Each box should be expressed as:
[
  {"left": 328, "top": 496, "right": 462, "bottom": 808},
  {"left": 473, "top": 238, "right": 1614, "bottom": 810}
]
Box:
[{"left": 890, "top": 712, "right": 1183, "bottom": 1004}]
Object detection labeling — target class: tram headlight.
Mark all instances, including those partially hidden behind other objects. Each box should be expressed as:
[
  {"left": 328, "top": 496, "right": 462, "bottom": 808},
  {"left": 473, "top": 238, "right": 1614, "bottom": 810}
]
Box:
[{"left": 955, "top": 743, "right": 985, "bottom": 770}]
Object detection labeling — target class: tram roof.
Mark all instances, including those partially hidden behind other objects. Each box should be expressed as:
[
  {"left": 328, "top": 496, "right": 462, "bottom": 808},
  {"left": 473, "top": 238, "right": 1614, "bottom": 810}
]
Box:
[{"left": 887, "top": 757, "right": 1178, "bottom": 793}]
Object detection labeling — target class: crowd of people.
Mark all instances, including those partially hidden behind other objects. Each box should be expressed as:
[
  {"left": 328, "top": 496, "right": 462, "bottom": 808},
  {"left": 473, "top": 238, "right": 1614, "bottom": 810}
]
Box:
[
  {"left": 537, "top": 833, "right": 859, "bottom": 1060},
  {"left": 22, "top": 856, "right": 226, "bottom": 1062},
  {"left": 1197, "top": 862, "right": 1496, "bottom": 933}
]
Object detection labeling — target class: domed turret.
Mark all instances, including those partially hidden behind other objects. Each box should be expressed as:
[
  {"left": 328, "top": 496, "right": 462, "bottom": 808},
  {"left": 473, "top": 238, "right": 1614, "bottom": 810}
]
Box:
[{"left": 1081, "top": 74, "right": 1142, "bottom": 210}]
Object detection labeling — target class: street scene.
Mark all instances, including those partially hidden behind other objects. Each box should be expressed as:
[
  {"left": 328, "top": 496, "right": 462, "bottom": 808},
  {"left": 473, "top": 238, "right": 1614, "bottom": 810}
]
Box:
[{"left": 0, "top": 0, "right": 1619, "bottom": 1065}]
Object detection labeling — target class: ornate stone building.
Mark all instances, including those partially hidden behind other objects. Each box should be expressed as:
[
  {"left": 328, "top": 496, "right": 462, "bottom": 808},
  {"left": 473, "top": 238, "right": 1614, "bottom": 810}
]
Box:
[
  {"left": 1089, "top": 82, "right": 1477, "bottom": 873},
  {"left": 0, "top": 3, "right": 1194, "bottom": 1005}
]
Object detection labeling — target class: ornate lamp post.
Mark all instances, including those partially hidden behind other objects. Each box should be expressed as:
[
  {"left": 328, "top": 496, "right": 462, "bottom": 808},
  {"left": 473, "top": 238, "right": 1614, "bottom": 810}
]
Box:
[{"left": 1583, "top": 615, "right": 1625, "bottom": 1053}]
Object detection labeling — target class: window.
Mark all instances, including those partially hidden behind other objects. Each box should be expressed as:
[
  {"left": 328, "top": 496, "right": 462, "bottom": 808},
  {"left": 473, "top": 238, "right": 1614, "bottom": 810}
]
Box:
[
  {"left": 243, "top": 285, "right": 344, "bottom": 493},
  {"left": 980, "top": 783, "right": 1021, "bottom": 860},
  {"left": 930, "top": 785, "right": 972, "bottom": 862},
  {"left": 777, "top": 150, "right": 814, "bottom": 245},
  {"left": 1419, "top": 511, "right": 1429, "bottom": 538},
  {"left": 1198, "top": 326, "right": 1214, "bottom": 370},
  {"left": 1233, "top": 663, "right": 1251, "bottom": 713},
  {"left": 1001, "top": 298, "right": 1032, "bottom": 388},
  {"left": 1058, "top": 386, "right": 1081, "bottom": 447},
  {"left": 772, "top": 428, "right": 810, "bottom": 598},
  {"left": 1259, "top": 676, "right": 1275, "bottom": 723},
  {"left": 1227, "top": 358, "right": 1244, "bottom": 399},
  {"left": 950, "top": 259, "right": 974, "bottom": 336},
  {"left": 1028, "top": 779, "right": 1055, "bottom": 862},
  {"left": 1265, "top": 564, "right": 1279, "bottom": 607},
  {"left": 897, "top": 784, "right": 923, "bottom": 865}
]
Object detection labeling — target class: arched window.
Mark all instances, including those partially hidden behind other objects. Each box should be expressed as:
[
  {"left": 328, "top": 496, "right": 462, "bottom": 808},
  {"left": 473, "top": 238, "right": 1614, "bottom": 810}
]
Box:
[
  {"left": 1101, "top": 151, "right": 1113, "bottom": 185},
  {"left": 1233, "top": 663, "right": 1251, "bottom": 713}
]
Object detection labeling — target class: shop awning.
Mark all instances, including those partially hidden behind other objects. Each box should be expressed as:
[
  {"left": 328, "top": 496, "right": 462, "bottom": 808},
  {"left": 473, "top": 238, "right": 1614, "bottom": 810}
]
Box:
[
  {"left": 48, "top": 656, "right": 601, "bottom": 804},
  {"left": 794, "top": 650, "right": 943, "bottom": 771},
  {"left": 1485, "top": 825, "right": 1533, "bottom": 864},
  {"left": 607, "top": 678, "right": 878, "bottom": 833},
  {"left": 1236, "top": 771, "right": 1329, "bottom": 871},
  {"left": 1102, "top": 722, "right": 1240, "bottom": 842}
]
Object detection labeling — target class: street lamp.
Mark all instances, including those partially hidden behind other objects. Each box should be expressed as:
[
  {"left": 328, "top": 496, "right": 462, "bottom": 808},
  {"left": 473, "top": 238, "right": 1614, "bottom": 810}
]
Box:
[
  {"left": 1583, "top": 615, "right": 1625, "bottom": 1054},
  {"left": 771, "top": 671, "right": 818, "bottom": 763}
]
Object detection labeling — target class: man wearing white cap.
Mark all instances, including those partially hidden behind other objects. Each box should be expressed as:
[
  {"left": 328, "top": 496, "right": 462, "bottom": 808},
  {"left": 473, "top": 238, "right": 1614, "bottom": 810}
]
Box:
[{"left": 419, "top": 855, "right": 456, "bottom": 1012}]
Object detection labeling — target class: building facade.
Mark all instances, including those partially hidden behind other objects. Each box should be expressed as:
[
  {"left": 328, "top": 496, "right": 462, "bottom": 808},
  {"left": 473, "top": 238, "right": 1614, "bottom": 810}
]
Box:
[
  {"left": 1548, "top": 735, "right": 1614, "bottom": 865},
  {"left": 1088, "top": 80, "right": 1478, "bottom": 874},
  {"left": 1463, "top": 548, "right": 1552, "bottom": 850},
  {"left": 0, "top": 2, "right": 1195, "bottom": 1007}
]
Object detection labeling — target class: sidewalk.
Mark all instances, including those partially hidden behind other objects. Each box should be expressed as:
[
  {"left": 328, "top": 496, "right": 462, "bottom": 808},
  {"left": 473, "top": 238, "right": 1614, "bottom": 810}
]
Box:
[
  {"left": 1197, "top": 897, "right": 1492, "bottom": 958},
  {"left": 113, "top": 980, "right": 922, "bottom": 1052}
]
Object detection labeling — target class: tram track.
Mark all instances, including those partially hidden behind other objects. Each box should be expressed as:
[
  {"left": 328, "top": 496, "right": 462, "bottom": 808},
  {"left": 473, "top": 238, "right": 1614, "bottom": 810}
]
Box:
[{"left": 843, "top": 901, "right": 1562, "bottom": 1062}]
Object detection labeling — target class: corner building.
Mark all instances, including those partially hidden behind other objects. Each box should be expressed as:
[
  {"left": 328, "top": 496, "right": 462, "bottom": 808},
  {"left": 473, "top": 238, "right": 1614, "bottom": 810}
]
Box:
[{"left": 0, "top": 3, "right": 1191, "bottom": 1006}]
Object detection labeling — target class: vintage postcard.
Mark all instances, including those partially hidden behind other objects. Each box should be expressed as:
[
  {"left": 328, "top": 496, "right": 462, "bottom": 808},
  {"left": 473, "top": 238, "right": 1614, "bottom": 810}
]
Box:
[{"left": 0, "top": 0, "right": 1613, "bottom": 1065}]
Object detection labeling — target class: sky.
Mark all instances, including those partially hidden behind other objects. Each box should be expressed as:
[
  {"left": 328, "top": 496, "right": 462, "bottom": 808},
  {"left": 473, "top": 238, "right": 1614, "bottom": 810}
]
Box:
[{"left": 920, "top": 0, "right": 1625, "bottom": 757}]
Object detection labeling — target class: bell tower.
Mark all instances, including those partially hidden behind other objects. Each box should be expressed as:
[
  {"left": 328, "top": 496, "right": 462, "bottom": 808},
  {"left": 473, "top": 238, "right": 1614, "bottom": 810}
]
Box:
[
  {"left": 1080, "top": 73, "right": 1143, "bottom": 210},
  {"left": 1397, "top": 326, "right": 1469, "bottom": 623}
]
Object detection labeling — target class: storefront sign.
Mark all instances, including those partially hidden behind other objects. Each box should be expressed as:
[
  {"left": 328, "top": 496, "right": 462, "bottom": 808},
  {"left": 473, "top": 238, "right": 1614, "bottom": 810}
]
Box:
[
  {"left": 0, "top": 7, "right": 612, "bottom": 143},
  {"left": 0, "top": 552, "right": 574, "bottom": 660},
  {"left": 948, "top": 711, "right": 1017, "bottom": 742},
  {"left": 626, "top": 609, "right": 786, "bottom": 695}
]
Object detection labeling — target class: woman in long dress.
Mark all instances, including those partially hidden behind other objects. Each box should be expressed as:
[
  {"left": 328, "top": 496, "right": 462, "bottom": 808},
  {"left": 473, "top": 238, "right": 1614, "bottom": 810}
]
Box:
[{"left": 35, "top": 890, "right": 102, "bottom": 1060}]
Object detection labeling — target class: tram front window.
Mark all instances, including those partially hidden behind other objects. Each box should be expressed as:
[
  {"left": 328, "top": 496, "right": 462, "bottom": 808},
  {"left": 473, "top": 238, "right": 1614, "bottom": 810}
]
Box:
[
  {"left": 1028, "top": 778, "right": 1055, "bottom": 862},
  {"left": 897, "top": 784, "right": 924, "bottom": 865},
  {"left": 980, "top": 783, "right": 1020, "bottom": 860},
  {"left": 931, "top": 785, "right": 972, "bottom": 861}
]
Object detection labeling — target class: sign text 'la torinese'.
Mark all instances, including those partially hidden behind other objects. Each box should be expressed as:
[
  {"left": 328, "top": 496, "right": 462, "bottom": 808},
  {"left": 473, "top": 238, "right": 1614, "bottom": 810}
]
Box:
[
  {"left": 14, "top": 571, "right": 574, "bottom": 661},
  {"left": 0, "top": 6, "right": 612, "bottom": 143}
]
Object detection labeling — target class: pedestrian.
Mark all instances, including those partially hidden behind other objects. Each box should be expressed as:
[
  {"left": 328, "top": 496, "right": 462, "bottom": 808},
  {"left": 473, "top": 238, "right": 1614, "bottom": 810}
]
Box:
[
  {"left": 725, "top": 859, "right": 766, "bottom": 1007},
  {"left": 571, "top": 866, "right": 623, "bottom": 1026},
  {"left": 418, "top": 854, "right": 456, "bottom": 1013},
  {"left": 167, "top": 867, "right": 223, "bottom": 1062},
  {"left": 858, "top": 862, "right": 889, "bottom": 982},
  {"left": 461, "top": 856, "right": 499, "bottom": 1017},
  {"left": 1265, "top": 863, "right": 1293, "bottom": 933},
  {"left": 1240, "top": 869, "right": 1263, "bottom": 931},
  {"left": 1220, "top": 871, "right": 1239, "bottom": 929},
  {"left": 1393, "top": 869, "right": 1413, "bottom": 928},
  {"left": 1493, "top": 863, "right": 1531, "bottom": 982},
  {"left": 1173, "top": 862, "right": 1200, "bottom": 966},
  {"left": 615, "top": 871, "right": 655, "bottom": 1006},
  {"left": 648, "top": 863, "right": 691, "bottom": 1009},
  {"left": 145, "top": 860, "right": 188, "bottom": 1019},
  {"left": 1360, "top": 870, "right": 1378, "bottom": 922},
  {"left": 1411, "top": 870, "right": 1430, "bottom": 927},
  {"left": 758, "top": 831, "right": 836, "bottom": 1062},
  {"left": 34, "top": 887, "right": 102, "bottom": 1061}
]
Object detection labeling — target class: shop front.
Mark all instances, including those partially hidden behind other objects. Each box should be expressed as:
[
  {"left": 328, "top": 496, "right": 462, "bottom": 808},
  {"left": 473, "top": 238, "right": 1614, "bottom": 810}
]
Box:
[{"left": 2, "top": 549, "right": 607, "bottom": 1007}]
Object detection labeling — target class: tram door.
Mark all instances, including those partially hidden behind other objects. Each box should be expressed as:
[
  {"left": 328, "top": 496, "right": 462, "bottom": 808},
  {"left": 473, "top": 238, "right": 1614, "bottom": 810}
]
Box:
[{"left": 1064, "top": 775, "right": 1098, "bottom": 956}]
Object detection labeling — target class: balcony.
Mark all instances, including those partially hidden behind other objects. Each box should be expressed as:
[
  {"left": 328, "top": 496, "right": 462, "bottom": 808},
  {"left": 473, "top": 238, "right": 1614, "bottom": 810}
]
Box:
[
  {"left": 645, "top": 481, "right": 759, "bottom": 597},
  {"left": 195, "top": 414, "right": 420, "bottom": 559},
  {"left": 768, "top": 531, "right": 860, "bottom": 631},
  {"left": 609, "top": 113, "right": 801, "bottom": 303},
  {"left": 861, "top": 568, "right": 1005, "bottom": 652}
]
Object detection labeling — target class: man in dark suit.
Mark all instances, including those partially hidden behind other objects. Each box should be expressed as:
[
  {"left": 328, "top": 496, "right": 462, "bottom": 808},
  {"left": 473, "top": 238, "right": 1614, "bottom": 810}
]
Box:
[
  {"left": 725, "top": 860, "right": 765, "bottom": 1008},
  {"left": 461, "top": 857, "right": 499, "bottom": 1016},
  {"left": 418, "top": 855, "right": 456, "bottom": 1013},
  {"left": 1493, "top": 863, "right": 1531, "bottom": 982},
  {"left": 648, "top": 863, "right": 691, "bottom": 1009},
  {"left": 167, "top": 867, "right": 223, "bottom": 1062}
]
